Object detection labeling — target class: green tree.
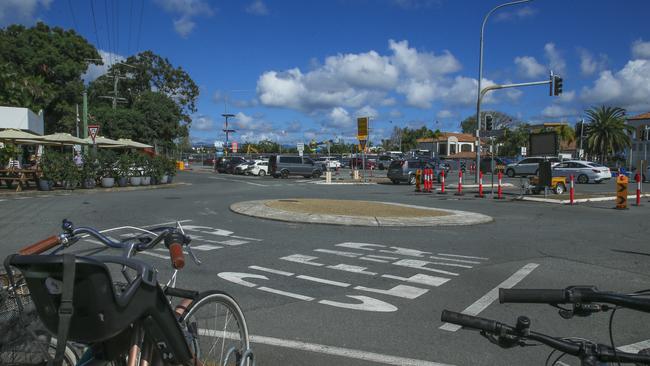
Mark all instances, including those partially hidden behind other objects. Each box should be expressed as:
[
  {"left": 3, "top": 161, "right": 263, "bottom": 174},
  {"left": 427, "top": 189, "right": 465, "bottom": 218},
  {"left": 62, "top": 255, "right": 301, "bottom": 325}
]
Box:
[
  {"left": 497, "top": 124, "right": 530, "bottom": 157},
  {"left": 0, "top": 22, "right": 101, "bottom": 133},
  {"left": 88, "top": 50, "right": 199, "bottom": 125},
  {"left": 133, "top": 91, "right": 184, "bottom": 151},
  {"left": 584, "top": 106, "right": 633, "bottom": 162},
  {"left": 460, "top": 111, "right": 518, "bottom": 134}
]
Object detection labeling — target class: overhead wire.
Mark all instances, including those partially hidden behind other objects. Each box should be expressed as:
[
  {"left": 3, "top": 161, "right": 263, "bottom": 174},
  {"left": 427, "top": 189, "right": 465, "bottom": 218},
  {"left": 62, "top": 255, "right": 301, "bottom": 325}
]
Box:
[
  {"left": 127, "top": 0, "right": 134, "bottom": 56},
  {"left": 114, "top": 0, "right": 120, "bottom": 57},
  {"left": 66, "top": 0, "right": 79, "bottom": 31},
  {"left": 89, "top": 0, "right": 102, "bottom": 51},
  {"left": 103, "top": 0, "right": 114, "bottom": 66},
  {"left": 136, "top": 0, "right": 145, "bottom": 54}
]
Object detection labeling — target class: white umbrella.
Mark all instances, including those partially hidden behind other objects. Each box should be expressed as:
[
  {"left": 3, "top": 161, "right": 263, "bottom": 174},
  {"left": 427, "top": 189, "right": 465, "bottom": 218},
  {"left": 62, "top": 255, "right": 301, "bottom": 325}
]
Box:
[
  {"left": 83, "top": 136, "right": 126, "bottom": 147},
  {"left": 0, "top": 129, "right": 44, "bottom": 142},
  {"left": 117, "top": 138, "right": 153, "bottom": 149},
  {"left": 41, "top": 133, "right": 90, "bottom": 145}
]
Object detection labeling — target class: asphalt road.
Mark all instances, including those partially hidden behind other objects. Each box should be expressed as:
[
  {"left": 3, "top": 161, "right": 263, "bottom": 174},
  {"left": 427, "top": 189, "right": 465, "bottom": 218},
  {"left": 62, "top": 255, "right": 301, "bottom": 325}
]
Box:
[{"left": 1, "top": 170, "right": 649, "bottom": 366}]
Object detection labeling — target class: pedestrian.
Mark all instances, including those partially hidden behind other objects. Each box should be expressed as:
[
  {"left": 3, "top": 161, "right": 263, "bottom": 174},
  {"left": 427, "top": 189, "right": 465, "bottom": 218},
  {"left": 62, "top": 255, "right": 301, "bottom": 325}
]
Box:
[{"left": 74, "top": 151, "right": 83, "bottom": 167}]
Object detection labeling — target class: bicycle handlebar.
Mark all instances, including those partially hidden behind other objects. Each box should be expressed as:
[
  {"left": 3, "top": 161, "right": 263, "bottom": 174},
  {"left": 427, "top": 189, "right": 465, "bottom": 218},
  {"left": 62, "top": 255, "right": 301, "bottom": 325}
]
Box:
[
  {"left": 165, "top": 232, "right": 186, "bottom": 270},
  {"left": 441, "top": 310, "right": 650, "bottom": 364},
  {"left": 19, "top": 235, "right": 61, "bottom": 255},
  {"left": 500, "top": 287, "right": 650, "bottom": 313}
]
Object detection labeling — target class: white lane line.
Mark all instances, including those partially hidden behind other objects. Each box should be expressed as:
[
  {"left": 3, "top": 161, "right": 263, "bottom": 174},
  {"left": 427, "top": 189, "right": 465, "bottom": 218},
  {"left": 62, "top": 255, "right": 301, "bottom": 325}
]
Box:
[
  {"left": 242, "top": 181, "right": 267, "bottom": 187},
  {"left": 198, "top": 330, "right": 453, "bottom": 366},
  {"left": 382, "top": 273, "right": 450, "bottom": 287},
  {"left": 14, "top": 196, "right": 31, "bottom": 200},
  {"left": 367, "top": 254, "right": 399, "bottom": 260},
  {"left": 335, "top": 242, "right": 384, "bottom": 251},
  {"left": 437, "top": 253, "right": 489, "bottom": 260},
  {"left": 231, "top": 235, "right": 263, "bottom": 241},
  {"left": 143, "top": 219, "right": 193, "bottom": 228},
  {"left": 354, "top": 284, "right": 428, "bottom": 299},
  {"left": 258, "top": 286, "right": 314, "bottom": 301},
  {"left": 314, "top": 249, "right": 362, "bottom": 258},
  {"left": 318, "top": 295, "right": 398, "bottom": 313},
  {"left": 297, "top": 275, "right": 350, "bottom": 287},
  {"left": 393, "top": 259, "right": 459, "bottom": 277},
  {"left": 217, "top": 239, "right": 248, "bottom": 246},
  {"left": 327, "top": 264, "right": 377, "bottom": 275},
  {"left": 359, "top": 257, "right": 389, "bottom": 263},
  {"left": 381, "top": 247, "right": 432, "bottom": 258},
  {"left": 0, "top": 199, "right": 6, "bottom": 202},
  {"left": 427, "top": 261, "right": 473, "bottom": 269},
  {"left": 619, "top": 339, "right": 650, "bottom": 353},
  {"left": 428, "top": 256, "right": 481, "bottom": 265},
  {"left": 280, "top": 254, "right": 325, "bottom": 266},
  {"left": 439, "top": 263, "right": 539, "bottom": 332},
  {"left": 249, "top": 266, "right": 294, "bottom": 276}
]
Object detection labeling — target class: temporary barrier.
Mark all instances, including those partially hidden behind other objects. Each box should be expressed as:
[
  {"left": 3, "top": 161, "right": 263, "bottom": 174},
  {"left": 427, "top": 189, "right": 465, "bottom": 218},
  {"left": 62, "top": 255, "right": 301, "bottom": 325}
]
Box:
[
  {"left": 415, "top": 169, "right": 422, "bottom": 192},
  {"left": 423, "top": 168, "right": 429, "bottom": 193},
  {"left": 569, "top": 175, "right": 574, "bottom": 205},
  {"left": 616, "top": 174, "right": 628, "bottom": 209},
  {"left": 495, "top": 171, "right": 504, "bottom": 199},
  {"left": 325, "top": 171, "right": 332, "bottom": 184},
  {"left": 475, "top": 171, "right": 484, "bottom": 198},
  {"left": 455, "top": 170, "right": 464, "bottom": 196},
  {"left": 427, "top": 168, "right": 434, "bottom": 193},
  {"left": 634, "top": 173, "right": 641, "bottom": 206},
  {"left": 438, "top": 170, "right": 446, "bottom": 195}
]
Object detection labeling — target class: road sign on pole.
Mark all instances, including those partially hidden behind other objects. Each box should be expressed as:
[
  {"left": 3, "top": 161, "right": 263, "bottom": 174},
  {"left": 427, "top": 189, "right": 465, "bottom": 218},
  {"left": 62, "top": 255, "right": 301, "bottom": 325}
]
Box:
[
  {"left": 297, "top": 142, "right": 304, "bottom": 157},
  {"left": 482, "top": 129, "right": 505, "bottom": 138},
  {"left": 88, "top": 125, "right": 100, "bottom": 144},
  {"left": 521, "top": 146, "right": 527, "bottom": 156},
  {"left": 357, "top": 117, "right": 369, "bottom": 140},
  {"left": 232, "top": 141, "right": 238, "bottom": 153}
]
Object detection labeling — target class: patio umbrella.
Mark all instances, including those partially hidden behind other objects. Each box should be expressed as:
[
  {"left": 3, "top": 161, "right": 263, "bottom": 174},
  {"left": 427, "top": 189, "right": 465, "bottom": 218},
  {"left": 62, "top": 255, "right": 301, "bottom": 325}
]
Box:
[
  {"left": 83, "top": 136, "right": 126, "bottom": 147},
  {"left": 0, "top": 129, "right": 44, "bottom": 143},
  {"left": 116, "top": 138, "right": 153, "bottom": 149},
  {"left": 41, "top": 133, "right": 90, "bottom": 146}
]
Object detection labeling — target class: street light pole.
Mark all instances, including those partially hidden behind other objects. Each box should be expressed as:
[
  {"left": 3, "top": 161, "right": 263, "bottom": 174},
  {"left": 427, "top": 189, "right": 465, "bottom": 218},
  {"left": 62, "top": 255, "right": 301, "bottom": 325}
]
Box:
[{"left": 475, "top": 0, "right": 532, "bottom": 183}]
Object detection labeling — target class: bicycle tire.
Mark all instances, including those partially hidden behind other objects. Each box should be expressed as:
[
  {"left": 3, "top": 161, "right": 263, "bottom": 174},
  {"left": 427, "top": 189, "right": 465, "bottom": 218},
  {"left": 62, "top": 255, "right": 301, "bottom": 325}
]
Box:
[{"left": 179, "top": 291, "right": 250, "bottom": 366}]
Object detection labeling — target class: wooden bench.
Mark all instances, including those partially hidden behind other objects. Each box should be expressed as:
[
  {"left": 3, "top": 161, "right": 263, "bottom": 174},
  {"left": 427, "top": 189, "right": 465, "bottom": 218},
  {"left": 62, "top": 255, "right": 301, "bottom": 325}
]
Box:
[{"left": 0, "top": 169, "right": 38, "bottom": 192}]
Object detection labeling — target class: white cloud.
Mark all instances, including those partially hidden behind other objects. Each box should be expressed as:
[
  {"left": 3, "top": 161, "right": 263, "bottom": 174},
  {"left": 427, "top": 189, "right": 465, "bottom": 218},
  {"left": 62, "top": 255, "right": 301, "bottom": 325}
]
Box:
[
  {"left": 389, "top": 39, "right": 461, "bottom": 79},
  {"left": 381, "top": 98, "right": 396, "bottom": 106},
  {"left": 578, "top": 48, "right": 607, "bottom": 76},
  {"left": 246, "top": 0, "right": 269, "bottom": 15},
  {"left": 192, "top": 115, "right": 214, "bottom": 131},
  {"left": 82, "top": 49, "right": 125, "bottom": 83},
  {"left": 389, "top": 109, "right": 403, "bottom": 118},
  {"left": 233, "top": 112, "right": 273, "bottom": 131},
  {"left": 328, "top": 107, "right": 353, "bottom": 128},
  {"left": 541, "top": 105, "right": 577, "bottom": 119},
  {"left": 0, "top": 0, "right": 51, "bottom": 26},
  {"left": 437, "top": 110, "right": 452, "bottom": 119},
  {"left": 632, "top": 39, "right": 650, "bottom": 60},
  {"left": 581, "top": 59, "right": 650, "bottom": 110},
  {"left": 506, "top": 88, "right": 523, "bottom": 101},
  {"left": 154, "top": 0, "right": 214, "bottom": 37},
  {"left": 514, "top": 56, "right": 546, "bottom": 79},
  {"left": 558, "top": 90, "right": 575, "bottom": 103},
  {"left": 392, "top": 0, "right": 440, "bottom": 9},
  {"left": 494, "top": 6, "right": 537, "bottom": 22},
  {"left": 544, "top": 42, "right": 566, "bottom": 75},
  {"left": 355, "top": 105, "right": 378, "bottom": 119}
]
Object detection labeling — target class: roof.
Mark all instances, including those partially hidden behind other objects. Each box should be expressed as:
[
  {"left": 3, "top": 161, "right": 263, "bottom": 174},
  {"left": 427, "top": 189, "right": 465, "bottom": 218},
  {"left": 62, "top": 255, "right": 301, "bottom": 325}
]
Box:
[
  {"left": 417, "top": 132, "right": 476, "bottom": 143},
  {"left": 628, "top": 112, "right": 650, "bottom": 120},
  {"left": 442, "top": 151, "right": 488, "bottom": 159}
]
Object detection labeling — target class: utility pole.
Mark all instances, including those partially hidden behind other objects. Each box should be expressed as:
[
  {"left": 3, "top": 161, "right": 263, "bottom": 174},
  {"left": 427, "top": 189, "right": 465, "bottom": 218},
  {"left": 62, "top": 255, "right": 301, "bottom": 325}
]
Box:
[
  {"left": 99, "top": 70, "right": 128, "bottom": 109},
  {"left": 83, "top": 90, "right": 88, "bottom": 139},
  {"left": 222, "top": 113, "right": 236, "bottom": 156},
  {"left": 75, "top": 104, "right": 80, "bottom": 138}
]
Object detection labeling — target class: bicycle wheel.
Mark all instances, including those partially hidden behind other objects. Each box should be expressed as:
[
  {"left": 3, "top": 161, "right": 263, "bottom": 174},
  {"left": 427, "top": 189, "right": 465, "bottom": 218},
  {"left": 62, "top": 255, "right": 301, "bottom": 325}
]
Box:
[{"left": 179, "top": 291, "right": 250, "bottom": 366}]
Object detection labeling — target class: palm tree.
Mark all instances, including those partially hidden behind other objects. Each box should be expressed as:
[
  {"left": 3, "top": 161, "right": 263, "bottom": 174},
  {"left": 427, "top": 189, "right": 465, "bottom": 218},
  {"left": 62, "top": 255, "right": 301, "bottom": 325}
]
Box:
[
  {"left": 584, "top": 106, "right": 633, "bottom": 163},
  {"left": 554, "top": 124, "right": 575, "bottom": 146}
]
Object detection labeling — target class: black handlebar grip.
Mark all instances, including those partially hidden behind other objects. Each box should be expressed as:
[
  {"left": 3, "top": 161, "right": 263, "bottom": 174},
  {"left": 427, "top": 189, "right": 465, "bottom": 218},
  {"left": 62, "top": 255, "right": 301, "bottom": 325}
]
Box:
[
  {"left": 441, "top": 310, "right": 498, "bottom": 332},
  {"left": 499, "top": 288, "right": 568, "bottom": 304}
]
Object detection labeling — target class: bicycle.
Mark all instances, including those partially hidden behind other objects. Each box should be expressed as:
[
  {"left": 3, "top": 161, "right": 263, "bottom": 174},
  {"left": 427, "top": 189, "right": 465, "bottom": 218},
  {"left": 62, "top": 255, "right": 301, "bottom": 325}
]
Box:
[
  {"left": 442, "top": 286, "right": 650, "bottom": 365},
  {"left": 4, "top": 219, "right": 253, "bottom": 366}
]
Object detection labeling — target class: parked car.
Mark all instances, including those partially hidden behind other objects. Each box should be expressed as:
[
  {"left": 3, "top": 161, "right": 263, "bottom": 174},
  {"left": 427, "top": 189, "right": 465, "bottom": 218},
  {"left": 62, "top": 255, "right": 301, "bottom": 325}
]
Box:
[
  {"left": 387, "top": 159, "right": 437, "bottom": 185},
  {"left": 505, "top": 157, "right": 560, "bottom": 177},
  {"left": 377, "top": 155, "right": 395, "bottom": 170},
  {"left": 268, "top": 155, "right": 322, "bottom": 178},
  {"left": 553, "top": 160, "right": 611, "bottom": 183},
  {"left": 245, "top": 159, "right": 269, "bottom": 176},
  {"left": 314, "top": 157, "right": 341, "bottom": 170},
  {"left": 234, "top": 160, "right": 255, "bottom": 175},
  {"left": 350, "top": 158, "right": 376, "bottom": 170},
  {"left": 215, "top": 156, "right": 247, "bottom": 174}
]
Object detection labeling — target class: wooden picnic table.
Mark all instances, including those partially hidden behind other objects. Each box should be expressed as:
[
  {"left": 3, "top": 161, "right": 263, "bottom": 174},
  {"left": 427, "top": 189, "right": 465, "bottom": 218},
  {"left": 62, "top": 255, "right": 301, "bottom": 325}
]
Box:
[{"left": 0, "top": 168, "right": 39, "bottom": 192}]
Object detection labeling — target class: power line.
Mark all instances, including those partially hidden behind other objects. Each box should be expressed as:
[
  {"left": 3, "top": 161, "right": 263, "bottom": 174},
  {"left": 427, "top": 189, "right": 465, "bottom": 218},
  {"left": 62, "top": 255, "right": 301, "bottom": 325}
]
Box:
[
  {"left": 127, "top": 0, "right": 134, "bottom": 55},
  {"left": 136, "top": 0, "right": 144, "bottom": 53},
  {"left": 103, "top": 0, "right": 113, "bottom": 65},
  {"left": 89, "top": 0, "right": 102, "bottom": 51},
  {"left": 66, "top": 0, "right": 79, "bottom": 31},
  {"left": 114, "top": 0, "right": 120, "bottom": 56}
]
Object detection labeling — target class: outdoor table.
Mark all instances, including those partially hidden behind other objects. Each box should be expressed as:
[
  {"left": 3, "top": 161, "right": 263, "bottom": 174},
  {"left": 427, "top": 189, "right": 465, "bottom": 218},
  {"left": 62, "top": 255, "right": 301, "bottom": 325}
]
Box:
[{"left": 0, "top": 168, "right": 38, "bottom": 192}]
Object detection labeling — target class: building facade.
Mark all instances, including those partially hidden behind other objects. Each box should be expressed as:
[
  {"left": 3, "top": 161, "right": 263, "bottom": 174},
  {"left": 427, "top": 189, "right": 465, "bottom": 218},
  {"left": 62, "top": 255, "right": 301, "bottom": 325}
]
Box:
[
  {"left": 627, "top": 112, "right": 650, "bottom": 170},
  {"left": 416, "top": 132, "right": 480, "bottom": 159}
]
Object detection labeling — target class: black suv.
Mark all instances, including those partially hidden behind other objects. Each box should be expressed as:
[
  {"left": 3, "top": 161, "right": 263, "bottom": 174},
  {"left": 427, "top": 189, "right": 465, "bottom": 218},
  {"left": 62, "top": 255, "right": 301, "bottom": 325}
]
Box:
[{"left": 215, "top": 156, "right": 246, "bottom": 174}]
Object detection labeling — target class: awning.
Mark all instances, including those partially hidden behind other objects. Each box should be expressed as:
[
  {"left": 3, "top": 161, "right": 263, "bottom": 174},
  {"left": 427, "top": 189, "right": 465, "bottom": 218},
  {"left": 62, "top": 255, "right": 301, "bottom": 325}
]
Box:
[
  {"left": 83, "top": 136, "right": 126, "bottom": 147},
  {"left": 116, "top": 138, "right": 153, "bottom": 149},
  {"left": 0, "top": 129, "right": 44, "bottom": 142},
  {"left": 41, "top": 133, "right": 90, "bottom": 145}
]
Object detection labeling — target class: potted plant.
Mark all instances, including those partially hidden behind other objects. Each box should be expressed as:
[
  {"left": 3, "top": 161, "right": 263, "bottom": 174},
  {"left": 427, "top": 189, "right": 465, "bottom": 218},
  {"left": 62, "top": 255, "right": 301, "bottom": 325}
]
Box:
[
  {"left": 130, "top": 153, "right": 143, "bottom": 186},
  {"left": 165, "top": 157, "right": 177, "bottom": 183},
  {"left": 61, "top": 156, "right": 80, "bottom": 190},
  {"left": 116, "top": 153, "right": 131, "bottom": 187},
  {"left": 141, "top": 155, "right": 152, "bottom": 186},
  {"left": 38, "top": 151, "right": 60, "bottom": 191},
  {"left": 80, "top": 150, "right": 99, "bottom": 189},
  {"left": 99, "top": 150, "right": 117, "bottom": 188},
  {"left": 151, "top": 155, "right": 166, "bottom": 184}
]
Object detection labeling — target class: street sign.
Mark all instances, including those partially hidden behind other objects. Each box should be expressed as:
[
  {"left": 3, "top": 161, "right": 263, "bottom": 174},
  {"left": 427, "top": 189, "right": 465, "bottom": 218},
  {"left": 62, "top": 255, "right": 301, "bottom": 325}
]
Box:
[
  {"left": 232, "top": 141, "right": 238, "bottom": 153},
  {"left": 482, "top": 129, "right": 505, "bottom": 138},
  {"left": 357, "top": 117, "right": 368, "bottom": 140},
  {"left": 521, "top": 146, "right": 527, "bottom": 156},
  {"left": 359, "top": 139, "right": 367, "bottom": 151},
  {"left": 297, "top": 142, "right": 304, "bottom": 157},
  {"left": 578, "top": 148, "right": 584, "bottom": 159},
  {"left": 214, "top": 141, "right": 224, "bottom": 149},
  {"left": 88, "top": 124, "right": 100, "bottom": 144}
]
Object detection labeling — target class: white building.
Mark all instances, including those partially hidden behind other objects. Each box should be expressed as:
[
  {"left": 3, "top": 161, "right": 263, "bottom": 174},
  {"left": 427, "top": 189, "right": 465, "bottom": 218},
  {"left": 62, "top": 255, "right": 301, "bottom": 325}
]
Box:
[
  {"left": 0, "top": 106, "right": 44, "bottom": 135},
  {"left": 627, "top": 112, "right": 650, "bottom": 170}
]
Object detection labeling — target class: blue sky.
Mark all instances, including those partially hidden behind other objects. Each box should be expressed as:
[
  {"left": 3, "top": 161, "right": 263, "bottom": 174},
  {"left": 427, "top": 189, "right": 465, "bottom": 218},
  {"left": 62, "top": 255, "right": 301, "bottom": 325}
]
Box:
[{"left": 3, "top": 0, "right": 650, "bottom": 146}]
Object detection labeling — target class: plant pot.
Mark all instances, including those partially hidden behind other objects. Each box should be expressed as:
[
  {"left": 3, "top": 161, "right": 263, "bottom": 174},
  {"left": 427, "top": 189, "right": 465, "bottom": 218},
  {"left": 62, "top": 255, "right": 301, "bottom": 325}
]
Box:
[
  {"left": 151, "top": 177, "right": 159, "bottom": 185},
  {"left": 130, "top": 176, "right": 141, "bottom": 186},
  {"left": 167, "top": 175, "right": 174, "bottom": 183},
  {"left": 161, "top": 175, "right": 169, "bottom": 184},
  {"left": 117, "top": 176, "right": 128, "bottom": 187},
  {"left": 141, "top": 176, "right": 151, "bottom": 186},
  {"left": 81, "top": 179, "right": 95, "bottom": 189},
  {"left": 38, "top": 179, "right": 52, "bottom": 191},
  {"left": 62, "top": 180, "right": 77, "bottom": 190},
  {"left": 101, "top": 177, "right": 115, "bottom": 188}
]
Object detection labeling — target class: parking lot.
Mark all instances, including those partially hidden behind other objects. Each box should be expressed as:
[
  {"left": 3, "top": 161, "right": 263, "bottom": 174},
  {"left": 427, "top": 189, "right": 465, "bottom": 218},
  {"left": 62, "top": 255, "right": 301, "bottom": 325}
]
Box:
[{"left": 2, "top": 169, "right": 649, "bottom": 365}]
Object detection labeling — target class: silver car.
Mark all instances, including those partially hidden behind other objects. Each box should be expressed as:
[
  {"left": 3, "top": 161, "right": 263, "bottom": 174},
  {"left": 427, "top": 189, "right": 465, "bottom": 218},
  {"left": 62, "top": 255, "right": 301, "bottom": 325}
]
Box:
[
  {"left": 505, "top": 157, "right": 560, "bottom": 177},
  {"left": 553, "top": 160, "right": 611, "bottom": 184}
]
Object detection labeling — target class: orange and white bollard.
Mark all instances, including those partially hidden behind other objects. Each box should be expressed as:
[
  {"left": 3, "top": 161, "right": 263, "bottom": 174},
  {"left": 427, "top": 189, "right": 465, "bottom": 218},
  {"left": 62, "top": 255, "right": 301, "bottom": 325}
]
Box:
[
  {"left": 426, "top": 168, "right": 432, "bottom": 192},
  {"left": 475, "top": 171, "right": 484, "bottom": 198},
  {"left": 438, "top": 170, "right": 446, "bottom": 194},
  {"left": 569, "top": 175, "right": 575, "bottom": 205},
  {"left": 634, "top": 173, "right": 641, "bottom": 206},
  {"left": 495, "top": 171, "right": 504, "bottom": 199},
  {"left": 455, "top": 170, "right": 464, "bottom": 196}
]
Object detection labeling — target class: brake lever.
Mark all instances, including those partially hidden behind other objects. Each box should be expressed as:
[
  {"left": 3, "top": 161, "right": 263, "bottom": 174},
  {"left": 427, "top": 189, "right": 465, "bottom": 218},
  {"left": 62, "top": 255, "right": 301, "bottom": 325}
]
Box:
[
  {"left": 480, "top": 331, "right": 526, "bottom": 349},
  {"left": 186, "top": 244, "right": 202, "bottom": 265},
  {"left": 557, "top": 303, "right": 611, "bottom": 319}
]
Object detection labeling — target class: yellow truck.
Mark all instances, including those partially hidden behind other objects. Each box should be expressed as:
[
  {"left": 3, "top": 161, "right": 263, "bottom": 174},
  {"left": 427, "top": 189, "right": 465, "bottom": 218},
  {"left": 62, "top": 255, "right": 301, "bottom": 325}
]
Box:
[{"left": 527, "top": 176, "right": 567, "bottom": 195}]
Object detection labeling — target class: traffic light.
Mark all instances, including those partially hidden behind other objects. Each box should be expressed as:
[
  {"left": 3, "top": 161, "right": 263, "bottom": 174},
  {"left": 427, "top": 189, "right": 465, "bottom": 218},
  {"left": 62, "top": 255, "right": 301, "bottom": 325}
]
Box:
[
  {"left": 553, "top": 75, "right": 563, "bottom": 96},
  {"left": 485, "top": 114, "right": 493, "bottom": 131}
]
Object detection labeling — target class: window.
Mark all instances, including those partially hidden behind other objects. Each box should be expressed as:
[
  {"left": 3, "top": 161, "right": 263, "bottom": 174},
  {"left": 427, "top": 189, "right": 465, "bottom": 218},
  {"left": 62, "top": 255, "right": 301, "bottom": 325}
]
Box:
[
  {"left": 389, "top": 161, "right": 403, "bottom": 169},
  {"left": 519, "top": 158, "right": 532, "bottom": 164},
  {"left": 555, "top": 163, "right": 569, "bottom": 168},
  {"left": 460, "top": 144, "right": 472, "bottom": 152},
  {"left": 303, "top": 158, "right": 314, "bottom": 165},
  {"left": 281, "top": 156, "right": 302, "bottom": 164}
]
